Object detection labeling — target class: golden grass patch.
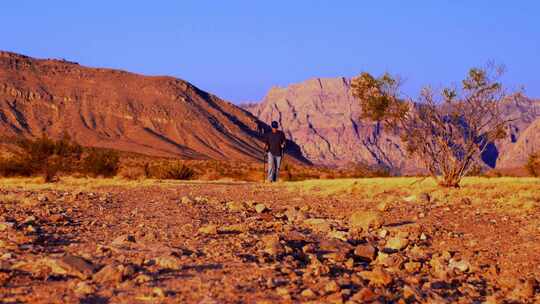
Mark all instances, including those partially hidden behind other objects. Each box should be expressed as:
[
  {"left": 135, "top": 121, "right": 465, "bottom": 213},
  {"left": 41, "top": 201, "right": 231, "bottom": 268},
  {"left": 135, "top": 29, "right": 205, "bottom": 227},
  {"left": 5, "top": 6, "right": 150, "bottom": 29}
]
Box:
[
  {"left": 0, "top": 176, "right": 254, "bottom": 192},
  {"left": 285, "top": 177, "right": 540, "bottom": 213}
]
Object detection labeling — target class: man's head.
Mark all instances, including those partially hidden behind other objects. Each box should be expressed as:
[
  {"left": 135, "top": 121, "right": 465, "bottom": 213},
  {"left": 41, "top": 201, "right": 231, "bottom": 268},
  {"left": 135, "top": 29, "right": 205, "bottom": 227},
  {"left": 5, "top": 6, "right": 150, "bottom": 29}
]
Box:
[{"left": 271, "top": 121, "right": 279, "bottom": 130}]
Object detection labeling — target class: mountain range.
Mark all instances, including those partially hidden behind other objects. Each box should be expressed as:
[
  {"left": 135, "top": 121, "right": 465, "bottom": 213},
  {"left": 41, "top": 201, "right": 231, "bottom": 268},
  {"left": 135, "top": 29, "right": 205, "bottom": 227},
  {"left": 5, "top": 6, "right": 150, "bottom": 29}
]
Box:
[{"left": 1, "top": 50, "right": 538, "bottom": 172}]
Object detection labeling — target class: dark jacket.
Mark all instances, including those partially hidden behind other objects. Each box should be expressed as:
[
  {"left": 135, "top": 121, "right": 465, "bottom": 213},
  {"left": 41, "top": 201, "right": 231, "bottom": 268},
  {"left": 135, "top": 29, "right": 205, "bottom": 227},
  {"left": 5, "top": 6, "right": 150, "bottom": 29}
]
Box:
[{"left": 263, "top": 130, "right": 286, "bottom": 156}]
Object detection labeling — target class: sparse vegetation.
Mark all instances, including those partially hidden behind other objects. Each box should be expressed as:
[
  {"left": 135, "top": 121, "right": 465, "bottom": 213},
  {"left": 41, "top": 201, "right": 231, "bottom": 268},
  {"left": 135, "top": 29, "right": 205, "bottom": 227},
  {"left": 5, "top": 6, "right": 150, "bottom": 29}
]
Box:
[
  {"left": 0, "top": 157, "right": 34, "bottom": 177},
  {"left": 0, "top": 175, "right": 538, "bottom": 302},
  {"left": 119, "top": 166, "right": 147, "bottom": 180},
  {"left": 117, "top": 156, "right": 391, "bottom": 182},
  {"left": 286, "top": 176, "right": 540, "bottom": 213},
  {"left": 526, "top": 152, "right": 540, "bottom": 177},
  {"left": 83, "top": 149, "right": 120, "bottom": 177},
  {"left": 148, "top": 161, "right": 196, "bottom": 180},
  {"left": 0, "top": 135, "right": 122, "bottom": 181},
  {"left": 0, "top": 134, "right": 83, "bottom": 181},
  {"left": 351, "top": 65, "right": 522, "bottom": 187}
]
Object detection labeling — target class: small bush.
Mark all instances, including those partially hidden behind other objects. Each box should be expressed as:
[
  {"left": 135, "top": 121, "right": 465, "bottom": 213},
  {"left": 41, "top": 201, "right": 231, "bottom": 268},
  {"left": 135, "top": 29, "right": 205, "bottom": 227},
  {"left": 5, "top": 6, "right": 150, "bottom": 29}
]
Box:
[
  {"left": 526, "top": 152, "right": 540, "bottom": 177},
  {"left": 17, "top": 134, "right": 82, "bottom": 163},
  {"left": 0, "top": 134, "right": 82, "bottom": 180},
  {"left": 0, "top": 157, "right": 34, "bottom": 177},
  {"left": 149, "top": 162, "right": 195, "bottom": 180},
  {"left": 119, "top": 166, "right": 146, "bottom": 180},
  {"left": 465, "top": 164, "right": 484, "bottom": 177},
  {"left": 83, "top": 149, "right": 120, "bottom": 177},
  {"left": 43, "top": 158, "right": 61, "bottom": 183}
]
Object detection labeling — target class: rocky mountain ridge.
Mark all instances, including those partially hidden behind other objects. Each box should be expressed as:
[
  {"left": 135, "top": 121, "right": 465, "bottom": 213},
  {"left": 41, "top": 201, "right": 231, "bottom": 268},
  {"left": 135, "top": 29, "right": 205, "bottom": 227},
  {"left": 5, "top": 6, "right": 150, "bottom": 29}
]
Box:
[{"left": 0, "top": 51, "right": 308, "bottom": 163}]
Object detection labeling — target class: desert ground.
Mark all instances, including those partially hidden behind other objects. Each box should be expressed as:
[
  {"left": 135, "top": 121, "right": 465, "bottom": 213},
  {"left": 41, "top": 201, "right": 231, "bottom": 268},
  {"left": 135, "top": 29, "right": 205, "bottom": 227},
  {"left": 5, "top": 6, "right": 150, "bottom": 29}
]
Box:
[{"left": 0, "top": 177, "right": 539, "bottom": 303}]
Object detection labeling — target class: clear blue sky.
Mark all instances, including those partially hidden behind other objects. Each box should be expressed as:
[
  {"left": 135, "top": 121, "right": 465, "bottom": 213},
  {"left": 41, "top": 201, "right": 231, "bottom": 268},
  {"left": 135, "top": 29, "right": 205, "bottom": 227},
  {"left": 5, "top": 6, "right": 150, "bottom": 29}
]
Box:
[{"left": 1, "top": 1, "right": 539, "bottom": 102}]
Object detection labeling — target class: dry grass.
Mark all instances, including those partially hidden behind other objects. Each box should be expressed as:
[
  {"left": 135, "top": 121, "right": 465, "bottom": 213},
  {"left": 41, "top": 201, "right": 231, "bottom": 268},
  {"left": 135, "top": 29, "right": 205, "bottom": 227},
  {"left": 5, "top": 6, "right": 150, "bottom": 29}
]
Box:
[
  {"left": 120, "top": 156, "right": 388, "bottom": 182},
  {"left": 0, "top": 193, "right": 35, "bottom": 207},
  {"left": 0, "top": 176, "right": 161, "bottom": 191},
  {"left": 2, "top": 176, "right": 538, "bottom": 214},
  {"left": 0, "top": 176, "right": 253, "bottom": 192},
  {"left": 286, "top": 177, "right": 540, "bottom": 213}
]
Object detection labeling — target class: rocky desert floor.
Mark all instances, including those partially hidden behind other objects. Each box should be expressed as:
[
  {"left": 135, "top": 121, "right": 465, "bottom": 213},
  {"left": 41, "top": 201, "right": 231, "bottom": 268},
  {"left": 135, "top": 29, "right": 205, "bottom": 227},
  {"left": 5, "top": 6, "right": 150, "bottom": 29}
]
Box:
[{"left": 0, "top": 177, "right": 539, "bottom": 303}]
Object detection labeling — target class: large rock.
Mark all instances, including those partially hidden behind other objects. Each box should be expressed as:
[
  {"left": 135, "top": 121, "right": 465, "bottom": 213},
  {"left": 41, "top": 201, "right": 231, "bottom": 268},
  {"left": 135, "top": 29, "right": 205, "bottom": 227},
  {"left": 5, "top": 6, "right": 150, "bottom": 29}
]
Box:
[
  {"left": 254, "top": 203, "right": 268, "bottom": 214},
  {"left": 353, "top": 244, "right": 377, "bottom": 261},
  {"left": 154, "top": 256, "right": 183, "bottom": 270},
  {"left": 448, "top": 258, "right": 470, "bottom": 272},
  {"left": 261, "top": 234, "right": 284, "bottom": 256},
  {"left": 198, "top": 224, "right": 218, "bottom": 235},
  {"left": 73, "top": 281, "right": 95, "bottom": 295},
  {"left": 358, "top": 267, "right": 393, "bottom": 287},
  {"left": 303, "top": 218, "right": 332, "bottom": 233},
  {"left": 385, "top": 235, "right": 409, "bottom": 251},
  {"left": 111, "top": 234, "right": 136, "bottom": 247},
  {"left": 93, "top": 264, "right": 124, "bottom": 284},
  {"left": 41, "top": 255, "right": 96, "bottom": 279},
  {"left": 349, "top": 211, "right": 383, "bottom": 231},
  {"left": 318, "top": 239, "right": 352, "bottom": 263},
  {"left": 226, "top": 201, "right": 245, "bottom": 212}
]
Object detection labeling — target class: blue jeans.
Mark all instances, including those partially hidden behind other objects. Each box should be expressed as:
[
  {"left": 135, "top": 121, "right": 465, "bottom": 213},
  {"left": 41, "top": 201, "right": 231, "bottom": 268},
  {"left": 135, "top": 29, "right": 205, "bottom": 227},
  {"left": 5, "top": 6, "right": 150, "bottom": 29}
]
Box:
[{"left": 267, "top": 152, "right": 282, "bottom": 182}]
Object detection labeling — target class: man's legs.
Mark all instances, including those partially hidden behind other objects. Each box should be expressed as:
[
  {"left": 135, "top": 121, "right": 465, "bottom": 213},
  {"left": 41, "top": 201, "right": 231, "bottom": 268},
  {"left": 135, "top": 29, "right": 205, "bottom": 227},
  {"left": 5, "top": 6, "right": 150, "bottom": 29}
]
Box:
[
  {"left": 273, "top": 155, "right": 282, "bottom": 182},
  {"left": 267, "top": 152, "right": 275, "bottom": 182}
]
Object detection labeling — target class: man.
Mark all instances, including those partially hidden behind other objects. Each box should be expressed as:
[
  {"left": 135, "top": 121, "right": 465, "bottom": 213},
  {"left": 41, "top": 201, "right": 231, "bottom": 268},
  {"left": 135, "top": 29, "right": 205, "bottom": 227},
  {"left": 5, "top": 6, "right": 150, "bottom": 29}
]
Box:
[{"left": 263, "top": 121, "right": 286, "bottom": 182}]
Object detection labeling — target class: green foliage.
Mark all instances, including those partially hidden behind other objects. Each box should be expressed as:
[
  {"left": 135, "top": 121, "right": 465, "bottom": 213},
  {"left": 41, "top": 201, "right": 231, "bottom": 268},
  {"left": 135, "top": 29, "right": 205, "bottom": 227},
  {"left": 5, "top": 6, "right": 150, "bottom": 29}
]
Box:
[
  {"left": 83, "top": 149, "right": 120, "bottom": 177},
  {"left": 351, "top": 65, "right": 513, "bottom": 188},
  {"left": 351, "top": 73, "right": 395, "bottom": 121}
]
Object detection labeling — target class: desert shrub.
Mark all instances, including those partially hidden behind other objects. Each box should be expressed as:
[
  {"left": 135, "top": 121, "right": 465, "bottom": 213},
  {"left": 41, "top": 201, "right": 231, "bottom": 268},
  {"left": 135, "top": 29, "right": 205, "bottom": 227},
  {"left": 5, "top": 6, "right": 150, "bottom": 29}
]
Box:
[
  {"left": 43, "top": 156, "right": 61, "bottom": 183},
  {"left": 149, "top": 162, "right": 195, "bottom": 180},
  {"left": 344, "top": 163, "right": 390, "bottom": 178},
  {"left": 351, "top": 65, "right": 522, "bottom": 187},
  {"left": 367, "top": 167, "right": 391, "bottom": 178},
  {"left": 119, "top": 166, "right": 146, "bottom": 180},
  {"left": 0, "top": 157, "right": 34, "bottom": 176},
  {"left": 0, "top": 134, "right": 83, "bottom": 181},
  {"left": 282, "top": 163, "right": 294, "bottom": 181},
  {"left": 17, "top": 134, "right": 82, "bottom": 164},
  {"left": 83, "top": 149, "right": 120, "bottom": 177},
  {"left": 526, "top": 152, "right": 540, "bottom": 177},
  {"left": 482, "top": 169, "right": 503, "bottom": 178},
  {"left": 143, "top": 162, "right": 151, "bottom": 177},
  {"left": 465, "top": 164, "right": 484, "bottom": 176}
]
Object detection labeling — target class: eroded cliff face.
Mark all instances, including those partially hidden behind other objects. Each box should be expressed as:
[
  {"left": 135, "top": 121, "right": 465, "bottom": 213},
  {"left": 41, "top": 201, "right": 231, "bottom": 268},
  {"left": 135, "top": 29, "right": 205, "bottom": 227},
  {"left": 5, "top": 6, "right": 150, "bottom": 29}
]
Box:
[
  {"left": 249, "top": 77, "right": 411, "bottom": 171},
  {"left": 497, "top": 117, "right": 540, "bottom": 168},
  {"left": 491, "top": 98, "right": 540, "bottom": 168},
  {"left": 247, "top": 77, "right": 539, "bottom": 171},
  {"left": 0, "top": 51, "right": 309, "bottom": 163}
]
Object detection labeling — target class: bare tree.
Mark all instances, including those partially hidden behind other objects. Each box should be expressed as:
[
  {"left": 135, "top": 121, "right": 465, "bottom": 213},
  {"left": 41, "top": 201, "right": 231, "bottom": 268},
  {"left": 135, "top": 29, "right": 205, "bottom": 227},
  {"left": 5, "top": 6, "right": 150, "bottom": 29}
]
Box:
[{"left": 351, "top": 65, "right": 520, "bottom": 187}]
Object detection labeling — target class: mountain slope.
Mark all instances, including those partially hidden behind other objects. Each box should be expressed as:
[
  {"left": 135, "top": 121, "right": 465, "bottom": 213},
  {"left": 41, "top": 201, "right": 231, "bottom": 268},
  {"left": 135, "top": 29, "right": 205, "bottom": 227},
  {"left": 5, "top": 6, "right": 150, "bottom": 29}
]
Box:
[
  {"left": 248, "top": 77, "right": 411, "bottom": 170},
  {"left": 0, "top": 51, "right": 306, "bottom": 163},
  {"left": 247, "top": 77, "right": 539, "bottom": 170},
  {"left": 497, "top": 117, "right": 540, "bottom": 168}
]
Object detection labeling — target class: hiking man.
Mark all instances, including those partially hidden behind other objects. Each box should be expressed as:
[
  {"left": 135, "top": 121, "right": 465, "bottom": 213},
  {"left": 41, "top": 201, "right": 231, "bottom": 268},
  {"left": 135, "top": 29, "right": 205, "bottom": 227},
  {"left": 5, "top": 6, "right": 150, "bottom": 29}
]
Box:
[{"left": 263, "top": 121, "right": 286, "bottom": 182}]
